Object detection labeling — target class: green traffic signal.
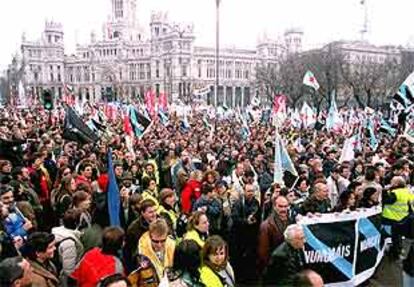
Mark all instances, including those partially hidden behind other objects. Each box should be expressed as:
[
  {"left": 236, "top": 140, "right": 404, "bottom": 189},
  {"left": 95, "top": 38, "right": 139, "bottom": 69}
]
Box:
[{"left": 42, "top": 90, "right": 54, "bottom": 110}]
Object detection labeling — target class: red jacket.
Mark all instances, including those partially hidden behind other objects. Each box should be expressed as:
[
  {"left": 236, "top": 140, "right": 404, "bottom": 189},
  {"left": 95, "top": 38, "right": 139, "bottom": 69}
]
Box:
[
  {"left": 181, "top": 179, "right": 202, "bottom": 214},
  {"left": 75, "top": 175, "right": 92, "bottom": 190},
  {"left": 70, "top": 247, "right": 124, "bottom": 287}
]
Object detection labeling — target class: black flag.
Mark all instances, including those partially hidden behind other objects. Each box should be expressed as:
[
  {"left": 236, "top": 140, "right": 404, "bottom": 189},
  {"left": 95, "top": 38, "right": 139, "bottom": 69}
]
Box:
[{"left": 63, "top": 107, "right": 99, "bottom": 144}]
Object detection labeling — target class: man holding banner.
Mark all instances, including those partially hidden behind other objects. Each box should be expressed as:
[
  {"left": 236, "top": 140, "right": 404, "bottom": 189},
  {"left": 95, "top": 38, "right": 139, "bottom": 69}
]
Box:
[{"left": 263, "top": 224, "right": 308, "bottom": 286}]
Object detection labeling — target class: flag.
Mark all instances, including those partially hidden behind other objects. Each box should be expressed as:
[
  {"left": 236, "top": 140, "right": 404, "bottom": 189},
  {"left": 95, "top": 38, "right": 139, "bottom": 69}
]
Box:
[
  {"left": 326, "top": 90, "right": 343, "bottom": 132},
  {"left": 391, "top": 71, "right": 414, "bottom": 109},
  {"left": 145, "top": 89, "right": 156, "bottom": 119},
  {"left": 180, "top": 111, "right": 190, "bottom": 133},
  {"left": 340, "top": 134, "right": 358, "bottom": 163},
  {"left": 273, "top": 94, "right": 287, "bottom": 115},
  {"left": 261, "top": 109, "right": 272, "bottom": 124},
  {"left": 104, "top": 103, "right": 119, "bottom": 122},
  {"left": 63, "top": 106, "right": 98, "bottom": 144},
  {"left": 158, "top": 109, "right": 169, "bottom": 126},
  {"left": 379, "top": 118, "right": 397, "bottom": 137},
  {"left": 158, "top": 91, "right": 168, "bottom": 112},
  {"left": 129, "top": 106, "right": 152, "bottom": 138},
  {"left": 251, "top": 93, "right": 260, "bottom": 107},
  {"left": 303, "top": 71, "right": 320, "bottom": 90},
  {"left": 203, "top": 115, "right": 213, "bottom": 130},
  {"left": 63, "top": 84, "right": 75, "bottom": 106},
  {"left": 239, "top": 112, "right": 250, "bottom": 141},
  {"left": 222, "top": 102, "right": 229, "bottom": 112},
  {"left": 300, "top": 102, "right": 316, "bottom": 128},
  {"left": 274, "top": 133, "right": 298, "bottom": 184},
  {"left": 123, "top": 110, "right": 133, "bottom": 136},
  {"left": 366, "top": 118, "right": 378, "bottom": 151},
  {"left": 107, "top": 149, "right": 121, "bottom": 226},
  {"left": 404, "top": 119, "right": 414, "bottom": 143},
  {"left": 290, "top": 108, "right": 302, "bottom": 128}
]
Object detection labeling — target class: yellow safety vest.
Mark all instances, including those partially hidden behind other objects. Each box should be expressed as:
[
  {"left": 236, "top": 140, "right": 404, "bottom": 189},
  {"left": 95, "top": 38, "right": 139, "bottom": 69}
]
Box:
[{"left": 382, "top": 188, "right": 414, "bottom": 222}]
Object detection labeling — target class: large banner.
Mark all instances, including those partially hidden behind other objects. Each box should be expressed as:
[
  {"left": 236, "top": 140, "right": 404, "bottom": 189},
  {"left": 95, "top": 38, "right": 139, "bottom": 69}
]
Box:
[{"left": 298, "top": 207, "right": 390, "bottom": 286}]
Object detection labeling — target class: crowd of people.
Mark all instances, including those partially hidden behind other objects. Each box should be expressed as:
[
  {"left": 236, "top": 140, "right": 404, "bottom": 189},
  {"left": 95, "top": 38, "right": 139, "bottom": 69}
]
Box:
[{"left": 0, "top": 102, "right": 413, "bottom": 287}]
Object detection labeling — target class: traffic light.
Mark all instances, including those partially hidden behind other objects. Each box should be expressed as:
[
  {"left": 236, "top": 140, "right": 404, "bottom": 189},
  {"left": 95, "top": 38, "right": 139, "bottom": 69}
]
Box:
[{"left": 42, "top": 90, "right": 53, "bottom": 110}]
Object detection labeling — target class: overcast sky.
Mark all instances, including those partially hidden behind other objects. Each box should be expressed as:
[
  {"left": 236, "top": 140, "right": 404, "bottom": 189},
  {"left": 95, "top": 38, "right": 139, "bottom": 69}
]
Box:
[{"left": 1, "top": 0, "right": 414, "bottom": 69}]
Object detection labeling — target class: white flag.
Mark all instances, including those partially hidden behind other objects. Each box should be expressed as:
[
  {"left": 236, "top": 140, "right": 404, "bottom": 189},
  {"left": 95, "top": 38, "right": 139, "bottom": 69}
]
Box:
[{"left": 303, "top": 71, "right": 320, "bottom": 91}]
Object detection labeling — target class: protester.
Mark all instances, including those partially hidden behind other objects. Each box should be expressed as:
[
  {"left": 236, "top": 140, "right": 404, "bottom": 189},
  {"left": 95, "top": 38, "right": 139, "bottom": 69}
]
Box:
[
  {"left": 184, "top": 211, "right": 209, "bottom": 248},
  {"left": 70, "top": 227, "right": 125, "bottom": 287},
  {"left": 262, "top": 224, "right": 306, "bottom": 286},
  {"left": 51, "top": 209, "right": 84, "bottom": 286},
  {"left": 0, "top": 100, "right": 411, "bottom": 286},
  {"left": 298, "top": 182, "right": 331, "bottom": 215},
  {"left": 0, "top": 256, "right": 33, "bottom": 287},
  {"left": 200, "top": 235, "right": 235, "bottom": 287},
  {"left": 136, "top": 218, "right": 175, "bottom": 281},
  {"left": 382, "top": 176, "right": 414, "bottom": 259},
  {"left": 292, "top": 269, "right": 324, "bottom": 287},
  {"left": 167, "top": 239, "right": 204, "bottom": 287},
  {"left": 21, "top": 232, "right": 59, "bottom": 287},
  {"left": 257, "top": 195, "right": 290, "bottom": 276},
  {"left": 230, "top": 183, "right": 260, "bottom": 283}
]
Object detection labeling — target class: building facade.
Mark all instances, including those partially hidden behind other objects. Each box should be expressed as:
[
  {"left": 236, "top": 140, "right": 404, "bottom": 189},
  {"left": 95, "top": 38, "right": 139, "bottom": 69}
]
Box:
[{"left": 16, "top": 0, "right": 302, "bottom": 107}]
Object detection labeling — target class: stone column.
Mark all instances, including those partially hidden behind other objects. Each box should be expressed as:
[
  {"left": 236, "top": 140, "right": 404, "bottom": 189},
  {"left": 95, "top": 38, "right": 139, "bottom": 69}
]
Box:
[
  {"left": 223, "top": 85, "right": 227, "bottom": 106},
  {"left": 231, "top": 87, "right": 235, "bottom": 107},
  {"left": 241, "top": 86, "right": 245, "bottom": 107}
]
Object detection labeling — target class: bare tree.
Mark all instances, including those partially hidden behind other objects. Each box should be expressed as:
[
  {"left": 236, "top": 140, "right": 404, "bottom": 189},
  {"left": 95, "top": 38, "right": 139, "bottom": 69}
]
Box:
[
  {"left": 340, "top": 52, "right": 401, "bottom": 108},
  {"left": 300, "top": 43, "right": 346, "bottom": 112},
  {"left": 255, "top": 54, "right": 306, "bottom": 107}
]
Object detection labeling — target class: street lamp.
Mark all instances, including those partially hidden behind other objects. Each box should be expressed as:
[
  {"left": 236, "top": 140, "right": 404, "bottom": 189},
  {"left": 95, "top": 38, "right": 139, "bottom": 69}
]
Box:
[
  {"left": 169, "top": 24, "right": 186, "bottom": 104},
  {"left": 215, "top": 0, "right": 220, "bottom": 107}
]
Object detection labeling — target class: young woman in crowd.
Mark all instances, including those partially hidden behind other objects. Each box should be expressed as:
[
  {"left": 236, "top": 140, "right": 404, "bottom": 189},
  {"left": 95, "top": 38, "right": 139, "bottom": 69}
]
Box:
[{"left": 200, "top": 235, "right": 235, "bottom": 287}]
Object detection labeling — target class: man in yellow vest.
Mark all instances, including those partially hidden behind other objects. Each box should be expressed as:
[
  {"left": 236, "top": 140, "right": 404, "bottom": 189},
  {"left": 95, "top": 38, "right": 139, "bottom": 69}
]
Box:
[{"left": 382, "top": 176, "right": 414, "bottom": 259}]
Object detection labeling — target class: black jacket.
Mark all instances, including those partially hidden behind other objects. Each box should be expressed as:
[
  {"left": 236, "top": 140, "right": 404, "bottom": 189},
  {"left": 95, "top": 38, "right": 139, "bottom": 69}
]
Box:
[{"left": 262, "top": 242, "right": 305, "bottom": 286}]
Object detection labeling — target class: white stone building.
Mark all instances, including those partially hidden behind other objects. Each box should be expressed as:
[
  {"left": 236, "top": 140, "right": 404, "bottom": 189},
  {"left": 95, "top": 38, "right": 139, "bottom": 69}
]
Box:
[{"left": 18, "top": 0, "right": 302, "bottom": 107}]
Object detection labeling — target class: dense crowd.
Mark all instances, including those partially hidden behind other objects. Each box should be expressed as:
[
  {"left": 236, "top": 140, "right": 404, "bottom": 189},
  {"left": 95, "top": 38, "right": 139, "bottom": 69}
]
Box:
[{"left": 0, "top": 103, "right": 413, "bottom": 287}]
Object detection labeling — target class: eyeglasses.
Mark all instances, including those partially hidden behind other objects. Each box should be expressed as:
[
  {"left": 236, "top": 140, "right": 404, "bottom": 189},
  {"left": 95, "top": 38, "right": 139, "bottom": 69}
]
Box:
[{"left": 151, "top": 237, "right": 167, "bottom": 244}]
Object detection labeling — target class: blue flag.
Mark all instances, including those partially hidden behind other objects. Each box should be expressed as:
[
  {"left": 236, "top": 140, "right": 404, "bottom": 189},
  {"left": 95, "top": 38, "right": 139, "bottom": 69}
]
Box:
[
  {"left": 379, "top": 118, "right": 396, "bottom": 137},
  {"left": 107, "top": 148, "right": 121, "bottom": 226},
  {"left": 366, "top": 118, "right": 378, "bottom": 151},
  {"left": 158, "top": 109, "right": 169, "bottom": 126}
]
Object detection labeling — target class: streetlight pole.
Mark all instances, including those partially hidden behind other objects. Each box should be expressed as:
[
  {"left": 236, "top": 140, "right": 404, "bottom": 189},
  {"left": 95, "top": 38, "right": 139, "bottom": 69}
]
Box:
[{"left": 215, "top": 0, "right": 220, "bottom": 107}]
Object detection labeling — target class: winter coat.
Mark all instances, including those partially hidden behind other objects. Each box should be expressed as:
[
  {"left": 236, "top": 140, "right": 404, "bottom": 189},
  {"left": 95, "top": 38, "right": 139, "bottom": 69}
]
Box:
[
  {"left": 199, "top": 263, "right": 235, "bottom": 287},
  {"left": 75, "top": 175, "right": 92, "bottom": 190},
  {"left": 158, "top": 203, "right": 179, "bottom": 234},
  {"left": 181, "top": 179, "right": 202, "bottom": 214},
  {"left": 168, "top": 271, "right": 205, "bottom": 287},
  {"left": 124, "top": 217, "right": 150, "bottom": 272},
  {"left": 257, "top": 211, "right": 288, "bottom": 275},
  {"left": 298, "top": 196, "right": 331, "bottom": 215},
  {"left": 192, "top": 196, "right": 222, "bottom": 233},
  {"left": 70, "top": 248, "right": 124, "bottom": 287},
  {"left": 51, "top": 226, "right": 84, "bottom": 286},
  {"left": 262, "top": 242, "right": 305, "bottom": 286},
  {"left": 183, "top": 229, "right": 207, "bottom": 248},
  {"left": 138, "top": 231, "right": 175, "bottom": 281},
  {"left": 29, "top": 259, "right": 59, "bottom": 287}
]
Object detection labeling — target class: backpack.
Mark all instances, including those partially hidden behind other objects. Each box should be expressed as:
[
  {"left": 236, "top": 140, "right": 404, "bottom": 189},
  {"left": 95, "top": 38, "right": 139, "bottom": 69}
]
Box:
[{"left": 52, "top": 237, "right": 76, "bottom": 274}]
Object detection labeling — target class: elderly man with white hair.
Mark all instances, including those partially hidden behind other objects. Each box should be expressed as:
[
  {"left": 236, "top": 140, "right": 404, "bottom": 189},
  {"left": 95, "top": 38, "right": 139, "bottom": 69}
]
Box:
[{"left": 262, "top": 224, "right": 307, "bottom": 286}]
